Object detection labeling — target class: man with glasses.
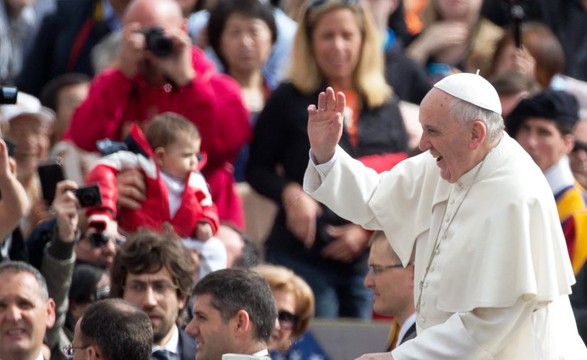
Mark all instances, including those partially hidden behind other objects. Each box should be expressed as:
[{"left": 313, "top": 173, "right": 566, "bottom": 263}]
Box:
[
  {"left": 0, "top": 261, "right": 56, "bottom": 360},
  {"left": 110, "top": 230, "right": 197, "bottom": 360},
  {"left": 63, "top": 298, "right": 152, "bottom": 360},
  {"left": 361, "top": 231, "right": 416, "bottom": 356},
  {"left": 185, "top": 268, "right": 276, "bottom": 360}
]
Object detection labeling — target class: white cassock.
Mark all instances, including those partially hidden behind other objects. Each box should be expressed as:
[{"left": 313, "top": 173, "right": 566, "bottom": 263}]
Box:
[{"left": 304, "top": 134, "right": 587, "bottom": 359}]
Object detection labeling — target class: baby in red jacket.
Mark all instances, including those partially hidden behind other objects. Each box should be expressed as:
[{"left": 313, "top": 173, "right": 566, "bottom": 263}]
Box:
[{"left": 85, "top": 112, "right": 220, "bottom": 241}]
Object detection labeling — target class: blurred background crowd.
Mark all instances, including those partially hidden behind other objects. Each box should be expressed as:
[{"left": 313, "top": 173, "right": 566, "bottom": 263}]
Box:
[{"left": 3, "top": 0, "right": 587, "bottom": 359}]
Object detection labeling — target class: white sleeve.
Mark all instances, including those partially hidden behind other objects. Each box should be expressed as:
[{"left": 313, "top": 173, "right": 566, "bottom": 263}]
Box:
[
  {"left": 303, "top": 147, "right": 339, "bottom": 192},
  {"left": 392, "top": 298, "right": 536, "bottom": 359}
]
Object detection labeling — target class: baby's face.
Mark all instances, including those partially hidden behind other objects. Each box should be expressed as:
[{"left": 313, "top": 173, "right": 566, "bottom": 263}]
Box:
[{"left": 158, "top": 138, "right": 201, "bottom": 179}]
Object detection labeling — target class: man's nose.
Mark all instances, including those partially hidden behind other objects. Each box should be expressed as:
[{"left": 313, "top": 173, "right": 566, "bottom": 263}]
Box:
[
  {"left": 4, "top": 304, "right": 22, "bottom": 322},
  {"left": 185, "top": 318, "right": 199, "bottom": 337}
]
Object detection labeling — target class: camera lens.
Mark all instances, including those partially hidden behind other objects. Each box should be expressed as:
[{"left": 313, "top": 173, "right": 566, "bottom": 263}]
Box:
[
  {"left": 89, "top": 232, "right": 109, "bottom": 247},
  {"left": 0, "top": 86, "right": 18, "bottom": 105}
]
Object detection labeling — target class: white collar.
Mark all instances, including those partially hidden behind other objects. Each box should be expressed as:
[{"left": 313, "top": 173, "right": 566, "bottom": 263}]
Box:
[
  {"left": 252, "top": 349, "right": 270, "bottom": 356},
  {"left": 152, "top": 325, "right": 180, "bottom": 354},
  {"left": 544, "top": 156, "right": 576, "bottom": 195},
  {"left": 397, "top": 313, "right": 417, "bottom": 345}
]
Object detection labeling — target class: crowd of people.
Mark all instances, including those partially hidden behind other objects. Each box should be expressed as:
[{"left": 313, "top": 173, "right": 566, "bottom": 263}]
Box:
[{"left": 3, "top": 0, "right": 587, "bottom": 359}]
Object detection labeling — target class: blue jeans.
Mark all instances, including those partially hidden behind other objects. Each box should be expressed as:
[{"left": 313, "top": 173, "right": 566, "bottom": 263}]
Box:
[{"left": 266, "top": 251, "right": 372, "bottom": 319}]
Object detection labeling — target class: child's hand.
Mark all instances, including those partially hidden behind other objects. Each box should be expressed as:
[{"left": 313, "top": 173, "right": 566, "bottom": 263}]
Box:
[{"left": 195, "top": 222, "right": 213, "bottom": 241}]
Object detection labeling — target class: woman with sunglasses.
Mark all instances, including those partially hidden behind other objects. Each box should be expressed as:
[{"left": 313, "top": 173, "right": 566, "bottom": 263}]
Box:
[
  {"left": 246, "top": 0, "right": 409, "bottom": 320},
  {"left": 253, "top": 264, "right": 329, "bottom": 359}
]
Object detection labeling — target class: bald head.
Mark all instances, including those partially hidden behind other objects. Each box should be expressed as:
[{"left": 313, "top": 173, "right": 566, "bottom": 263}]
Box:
[{"left": 124, "top": 0, "right": 184, "bottom": 28}]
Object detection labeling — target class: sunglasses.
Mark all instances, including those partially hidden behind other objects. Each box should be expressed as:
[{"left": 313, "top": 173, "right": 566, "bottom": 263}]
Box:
[
  {"left": 573, "top": 140, "right": 587, "bottom": 153},
  {"left": 278, "top": 310, "right": 300, "bottom": 330},
  {"left": 83, "top": 231, "right": 126, "bottom": 248}
]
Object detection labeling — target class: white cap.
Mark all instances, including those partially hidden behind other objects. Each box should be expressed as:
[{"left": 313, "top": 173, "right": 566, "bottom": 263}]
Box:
[
  {"left": 0, "top": 92, "right": 55, "bottom": 125},
  {"left": 434, "top": 72, "right": 502, "bottom": 114}
]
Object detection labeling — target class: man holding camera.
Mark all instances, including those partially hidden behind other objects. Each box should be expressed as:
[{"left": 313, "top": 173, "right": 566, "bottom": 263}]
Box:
[{"left": 66, "top": 0, "right": 251, "bottom": 230}]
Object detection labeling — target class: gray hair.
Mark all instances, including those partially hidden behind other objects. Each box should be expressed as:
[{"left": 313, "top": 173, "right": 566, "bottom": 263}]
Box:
[
  {"left": 0, "top": 261, "right": 49, "bottom": 301},
  {"left": 449, "top": 98, "right": 505, "bottom": 143}
]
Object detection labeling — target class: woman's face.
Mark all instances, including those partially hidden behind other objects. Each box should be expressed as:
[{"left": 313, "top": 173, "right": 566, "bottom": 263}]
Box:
[
  {"left": 220, "top": 13, "right": 274, "bottom": 76},
  {"left": 435, "top": 0, "right": 482, "bottom": 21},
  {"left": 311, "top": 8, "right": 362, "bottom": 88},
  {"left": 268, "top": 288, "right": 297, "bottom": 352}
]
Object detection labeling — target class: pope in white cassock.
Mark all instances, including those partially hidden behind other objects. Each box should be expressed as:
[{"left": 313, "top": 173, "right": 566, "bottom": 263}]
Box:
[{"left": 303, "top": 73, "right": 587, "bottom": 359}]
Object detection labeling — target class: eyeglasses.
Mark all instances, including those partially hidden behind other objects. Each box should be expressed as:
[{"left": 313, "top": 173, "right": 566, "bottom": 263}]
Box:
[
  {"left": 62, "top": 344, "right": 89, "bottom": 359},
  {"left": 123, "top": 280, "right": 179, "bottom": 296},
  {"left": 368, "top": 263, "right": 404, "bottom": 275},
  {"left": 573, "top": 140, "right": 587, "bottom": 153},
  {"left": 82, "top": 231, "right": 126, "bottom": 248},
  {"left": 278, "top": 310, "right": 300, "bottom": 330}
]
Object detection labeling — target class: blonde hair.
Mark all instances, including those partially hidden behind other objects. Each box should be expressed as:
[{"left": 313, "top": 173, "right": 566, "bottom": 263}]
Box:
[
  {"left": 287, "top": 0, "right": 391, "bottom": 108},
  {"left": 252, "top": 264, "right": 315, "bottom": 339}
]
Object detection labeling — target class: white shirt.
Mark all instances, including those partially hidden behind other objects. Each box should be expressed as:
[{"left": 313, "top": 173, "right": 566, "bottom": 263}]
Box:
[
  {"left": 152, "top": 324, "right": 180, "bottom": 356},
  {"left": 305, "top": 134, "right": 586, "bottom": 359},
  {"left": 397, "top": 313, "right": 417, "bottom": 345}
]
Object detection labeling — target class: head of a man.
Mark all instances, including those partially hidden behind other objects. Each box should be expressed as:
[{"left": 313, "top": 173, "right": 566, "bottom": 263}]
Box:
[
  {"left": 418, "top": 73, "right": 504, "bottom": 183},
  {"left": 123, "top": 0, "right": 186, "bottom": 82},
  {"left": 0, "top": 92, "right": 54, "bottom": 184},
  {"left": 69, "top": 298, "right": 152, "bottom": 360},
  {"left": 186, "top": 268, "right": 277, "bottom": 360},
  {"left": 507, "top": 89, "right": 579, "bottom": 172},
  {"left": 0, "top": 261, "right": 56, "bottom": 360},
  {"left": 364, "top": 231, "right": 414, "bottom": 326},
  {"left": 109, "top": 230, "right": 196, "bottom": 346},
  {"left": 74, "top": 230, "right": 120, "bottom": 269}
]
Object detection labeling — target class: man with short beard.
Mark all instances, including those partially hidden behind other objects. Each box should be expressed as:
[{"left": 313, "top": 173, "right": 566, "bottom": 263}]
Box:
[{"left": 109, "top": 230, "right": 197, "bottom": 360}]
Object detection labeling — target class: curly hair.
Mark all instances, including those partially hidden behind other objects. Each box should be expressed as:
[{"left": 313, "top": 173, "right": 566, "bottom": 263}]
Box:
[{"left": 109, "top": 230, "right": 197, "bottom": 304}]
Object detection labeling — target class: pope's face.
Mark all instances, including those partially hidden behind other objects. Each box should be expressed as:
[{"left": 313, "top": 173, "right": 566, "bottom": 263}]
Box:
[
  {"left": 419, "top": 89, "right": 479, "bottom": 183},
  {"left": 514, "top": 118, "right": 572, "bottom": 172}
]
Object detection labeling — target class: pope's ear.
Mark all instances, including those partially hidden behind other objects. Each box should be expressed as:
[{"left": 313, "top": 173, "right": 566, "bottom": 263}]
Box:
[{"left": 469, "top": 120, "right": 487, "bottom": 148}]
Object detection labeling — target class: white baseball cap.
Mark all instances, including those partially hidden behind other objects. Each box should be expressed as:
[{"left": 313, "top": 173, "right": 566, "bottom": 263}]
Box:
[
  {"left": 0, "top": 92, "right": 55, "bottom": 125},
  {"left": 434, "top": 72, "right": 502, "bottom": 115}
]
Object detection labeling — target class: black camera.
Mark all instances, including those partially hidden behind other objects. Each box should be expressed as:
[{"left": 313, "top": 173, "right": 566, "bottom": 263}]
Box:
[
  {"left": 74, "top": 184, "right": 102, "bottom": 208},
  {"left": 0, "top": 86, "right": 17, "bottom": 105},
  {"left": 2, "top": 137, "right": 15, "bottom": 157},
  {"left": 141, "top": 27, "right": 173, "bottom": 57}
]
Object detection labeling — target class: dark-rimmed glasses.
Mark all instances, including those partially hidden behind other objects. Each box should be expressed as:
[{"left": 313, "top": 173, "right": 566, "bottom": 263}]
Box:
[{"left": 62, "top": 344, "right": 89, "bottom": 359}]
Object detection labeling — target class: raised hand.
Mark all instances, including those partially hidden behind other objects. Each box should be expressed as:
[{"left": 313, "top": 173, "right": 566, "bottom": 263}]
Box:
[{"left": 307, "top": 87, "right": 346, "bottom": 164}]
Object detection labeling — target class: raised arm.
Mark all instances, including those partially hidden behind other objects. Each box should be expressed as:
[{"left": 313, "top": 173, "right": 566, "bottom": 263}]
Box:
[
  {"left": 307, "top": 87, "right": 346, "bottom": 164},
  {"left": 0, "top": 139, "right": 30, "bottom": 239}
]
